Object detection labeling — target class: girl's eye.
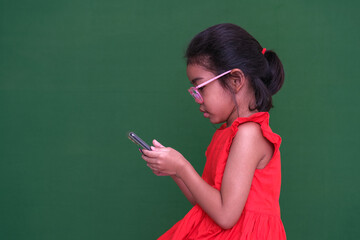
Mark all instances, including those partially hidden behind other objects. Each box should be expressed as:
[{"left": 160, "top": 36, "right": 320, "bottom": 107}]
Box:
[{"left": 198, "top": 86, "right": 205, "bottom": 91}]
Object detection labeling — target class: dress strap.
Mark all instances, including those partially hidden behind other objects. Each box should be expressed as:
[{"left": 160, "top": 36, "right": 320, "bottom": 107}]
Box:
[{"left": 226, "top": 112, "right": 281, "bottom": 153}]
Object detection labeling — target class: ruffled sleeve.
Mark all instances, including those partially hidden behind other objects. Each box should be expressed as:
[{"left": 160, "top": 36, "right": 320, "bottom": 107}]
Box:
[{"left": 225, "top": 112, "right": 280, "bottom": 153}]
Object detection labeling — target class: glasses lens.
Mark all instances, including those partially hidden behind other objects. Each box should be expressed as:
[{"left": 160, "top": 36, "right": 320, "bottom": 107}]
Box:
[{"left": 190, "top": 88, "right": 203, "bottom": 103}]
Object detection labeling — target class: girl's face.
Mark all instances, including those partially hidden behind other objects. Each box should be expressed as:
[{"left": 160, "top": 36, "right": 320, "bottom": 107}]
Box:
[{"left": 187, "top": 64, "right": 235, "bottom": 124}]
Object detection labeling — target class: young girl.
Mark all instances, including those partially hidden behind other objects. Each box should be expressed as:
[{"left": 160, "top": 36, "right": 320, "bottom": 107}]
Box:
[{"left": 142, "top": 23, "right": 286, "bottom": 239}]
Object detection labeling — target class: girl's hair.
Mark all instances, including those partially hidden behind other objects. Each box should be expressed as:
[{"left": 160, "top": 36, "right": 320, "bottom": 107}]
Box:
[{"left": 185, "top": 23, "right": 284, "bottom": 112}]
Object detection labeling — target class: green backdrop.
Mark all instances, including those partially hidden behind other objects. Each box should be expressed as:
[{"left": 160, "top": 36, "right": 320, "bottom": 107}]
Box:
[{"left": 1, "top": 0, "right": 359, "bottom": 239}]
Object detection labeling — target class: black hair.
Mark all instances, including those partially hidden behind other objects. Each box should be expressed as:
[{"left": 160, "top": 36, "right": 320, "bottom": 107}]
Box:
[{"left": 185, "top": 23, "right": 284, "bottom": 112}]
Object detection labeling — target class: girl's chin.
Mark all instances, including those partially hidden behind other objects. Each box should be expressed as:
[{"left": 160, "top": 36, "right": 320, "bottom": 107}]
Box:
[
  {"left": 203, "top": 112, "right": 223, "bottom": 124},
  {"left": 208, "top": 117, "right": 222, "bottom": 124}
]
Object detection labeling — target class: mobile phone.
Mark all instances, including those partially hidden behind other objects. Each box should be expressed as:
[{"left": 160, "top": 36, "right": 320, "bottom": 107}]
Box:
[{"left": 128, "top": 132, "right": 151, "bottom": 151}]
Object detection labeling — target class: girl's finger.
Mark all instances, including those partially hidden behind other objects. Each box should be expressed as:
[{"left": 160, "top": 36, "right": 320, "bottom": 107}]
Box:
[
  {"left": 142, "top": 154, "right": 157, "bottom": 164},
  {"left": 147, "top": 163, "right": 159, "bottom": 171},
  {"left": 147, "top": 164, "right": 155, "bottom": 171},
  {"left": 153, "top": 139, "right": 165, "bottom": 148},
  {"left": 155, "top": 171, "right": 168, "bottom": 176},
  {"left": 142, "top": 149, "right": 161, "bottom": 157}
]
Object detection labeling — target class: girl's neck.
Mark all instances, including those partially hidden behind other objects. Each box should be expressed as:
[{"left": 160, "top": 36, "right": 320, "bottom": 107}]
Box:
[{"left": 226, "top": 106, "right": 259, "bottom": 127}]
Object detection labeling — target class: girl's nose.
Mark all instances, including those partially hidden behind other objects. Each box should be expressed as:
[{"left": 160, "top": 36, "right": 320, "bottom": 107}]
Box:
[{"left": 195, "top": 97, "right": 203, "bottom": 104}]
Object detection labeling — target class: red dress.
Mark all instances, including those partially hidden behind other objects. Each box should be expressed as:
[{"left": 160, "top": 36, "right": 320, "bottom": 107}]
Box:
[{"left": 158, "top": 112, "right": 286, "bottom": 240}]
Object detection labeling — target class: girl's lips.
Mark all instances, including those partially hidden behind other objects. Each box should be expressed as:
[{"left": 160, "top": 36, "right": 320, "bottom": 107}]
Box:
[{"left": 200, "top": 108, "right": 209, "bottom": 118}]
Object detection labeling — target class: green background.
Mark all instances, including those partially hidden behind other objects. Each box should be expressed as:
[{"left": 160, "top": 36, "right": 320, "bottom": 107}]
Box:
[{"left": 1, "top": 0, "right": 359, "bottom": 239}]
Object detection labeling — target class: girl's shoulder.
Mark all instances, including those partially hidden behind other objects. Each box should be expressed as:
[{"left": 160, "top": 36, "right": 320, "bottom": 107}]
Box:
[
  {"left": 229, "top": 112, "right": 276, "bottom": 169},
  {"left": 234, "top": 121, "right": 264, "bottom": 140},
  {"left": 230, "top": 112, "right": 279, "bottom": 144},
  {"left": 232, "top": 120, "right": 269, "bottom": 149}
]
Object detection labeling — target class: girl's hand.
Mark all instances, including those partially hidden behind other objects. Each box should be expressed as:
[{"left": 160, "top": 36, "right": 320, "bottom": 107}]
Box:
[{"left": 142, "top": 139, "right": 187, "bottom": 177}]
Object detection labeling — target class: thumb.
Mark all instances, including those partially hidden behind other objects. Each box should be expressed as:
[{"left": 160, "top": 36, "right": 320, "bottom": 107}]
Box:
[{"left": 153, "top": 139, "right": 165, "bottom": 148}]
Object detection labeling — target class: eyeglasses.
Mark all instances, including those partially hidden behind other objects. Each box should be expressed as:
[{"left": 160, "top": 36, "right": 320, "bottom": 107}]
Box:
[{"left": 188, "top": 70, "right": 232, "bottom": 104}]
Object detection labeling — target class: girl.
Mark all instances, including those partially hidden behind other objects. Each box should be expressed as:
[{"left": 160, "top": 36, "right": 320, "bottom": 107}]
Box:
[{"left": 142, "top": 23, "right": 286, "bottom": 239}]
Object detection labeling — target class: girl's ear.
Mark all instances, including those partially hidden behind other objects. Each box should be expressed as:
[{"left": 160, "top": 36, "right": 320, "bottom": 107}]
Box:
[{"left": 229, "top": 68, "right": 245, "bottom": 93}]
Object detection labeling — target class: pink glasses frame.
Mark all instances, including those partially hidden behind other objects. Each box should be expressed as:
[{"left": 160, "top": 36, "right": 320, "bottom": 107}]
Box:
[{"left": 188, "top": 70, "right": 232, "bottom": 104}]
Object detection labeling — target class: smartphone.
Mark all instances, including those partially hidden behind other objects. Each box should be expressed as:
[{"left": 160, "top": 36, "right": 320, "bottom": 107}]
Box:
[{"left": 128, "top": 132, "right": 151, "bottom": 151}]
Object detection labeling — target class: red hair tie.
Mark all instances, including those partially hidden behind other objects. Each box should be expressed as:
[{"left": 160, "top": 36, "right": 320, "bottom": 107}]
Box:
[{"left": 262, "top": 48, "right": 266, "bottom": 55}]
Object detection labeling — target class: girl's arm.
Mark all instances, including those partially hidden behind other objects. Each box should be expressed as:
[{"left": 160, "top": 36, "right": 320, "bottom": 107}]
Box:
[
  {"left": 171, "top": 176, "right": 196, "bottom": 205},
  {"left": 142, "top": 122, "right": 272, "bottom": 229},
  {"left": 150, "top": 140, "right": 196, "bottom": 205}
]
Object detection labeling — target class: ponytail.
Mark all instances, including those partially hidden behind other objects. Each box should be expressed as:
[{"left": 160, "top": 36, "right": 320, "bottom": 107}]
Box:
[
  {"left": 263, "top": 50, "right": 284, "bottom": 96},
  {"left": 249, "top": 49, "right": 284, "bottom": 112}
]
